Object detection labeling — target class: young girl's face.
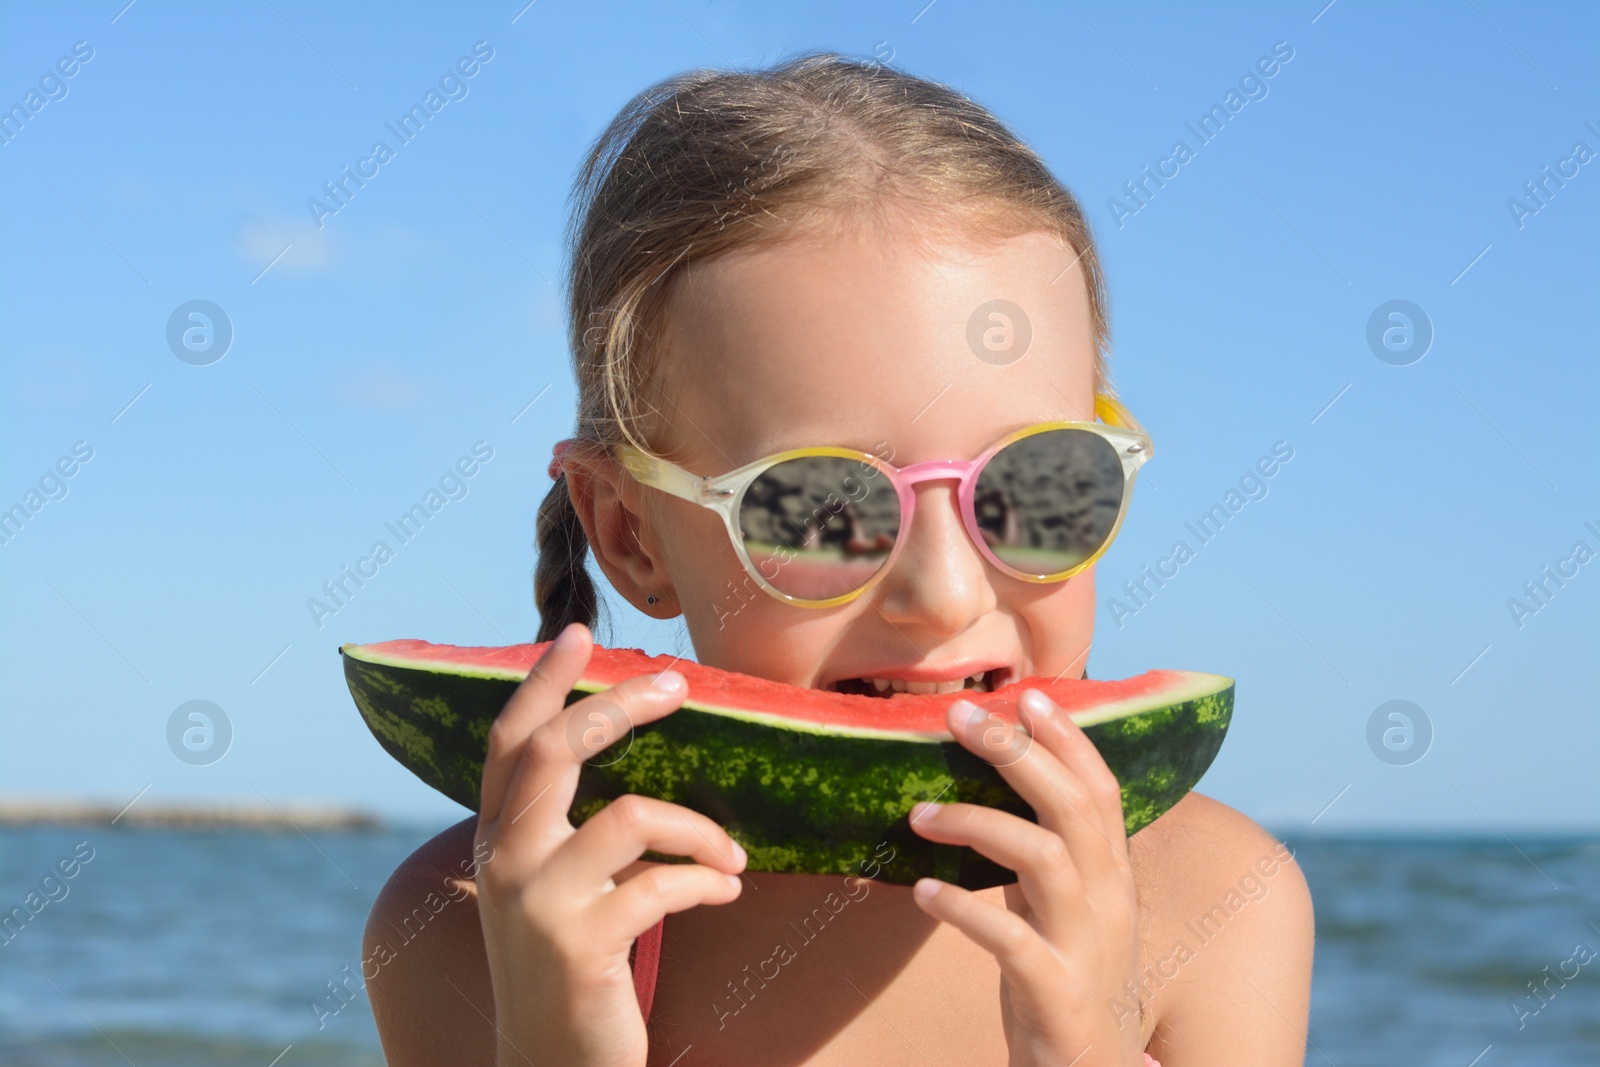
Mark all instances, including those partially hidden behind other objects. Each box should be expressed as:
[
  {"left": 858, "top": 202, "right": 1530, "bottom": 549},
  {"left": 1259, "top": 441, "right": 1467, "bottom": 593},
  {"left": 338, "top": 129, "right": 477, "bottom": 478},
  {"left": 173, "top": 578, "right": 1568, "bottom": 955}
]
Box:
[{"left": 614, "top": 221, "right": 1102, "bottom": 692}]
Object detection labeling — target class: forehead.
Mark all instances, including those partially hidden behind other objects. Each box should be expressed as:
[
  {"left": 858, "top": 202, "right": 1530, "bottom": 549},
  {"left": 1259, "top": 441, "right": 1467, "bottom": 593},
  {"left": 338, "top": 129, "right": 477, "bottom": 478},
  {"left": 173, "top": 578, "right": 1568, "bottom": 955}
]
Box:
[{"left": 650, "top": 225, "right": 1098, "bottom": 471}]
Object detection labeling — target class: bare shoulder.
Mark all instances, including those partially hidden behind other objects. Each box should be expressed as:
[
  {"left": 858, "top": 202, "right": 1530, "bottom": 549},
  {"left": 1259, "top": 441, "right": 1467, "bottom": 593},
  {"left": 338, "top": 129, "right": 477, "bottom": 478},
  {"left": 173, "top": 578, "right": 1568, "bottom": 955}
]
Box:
[
  {"left": 1132, "top": 791, "right": 1307, "bottom": 900},
  {"left": 362, "top": 816, "right": 496, "bottom": 1067},
  {"left": 1128, "top": 792, "right": 1314, "bottom": 1065}
]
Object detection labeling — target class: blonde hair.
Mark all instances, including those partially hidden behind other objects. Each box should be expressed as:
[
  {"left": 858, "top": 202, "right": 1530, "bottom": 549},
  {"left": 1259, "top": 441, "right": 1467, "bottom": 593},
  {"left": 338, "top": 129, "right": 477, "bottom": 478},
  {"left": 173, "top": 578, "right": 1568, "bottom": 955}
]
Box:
[{"left": 536, "top": 50, "right": 1115, "bottom": 641}]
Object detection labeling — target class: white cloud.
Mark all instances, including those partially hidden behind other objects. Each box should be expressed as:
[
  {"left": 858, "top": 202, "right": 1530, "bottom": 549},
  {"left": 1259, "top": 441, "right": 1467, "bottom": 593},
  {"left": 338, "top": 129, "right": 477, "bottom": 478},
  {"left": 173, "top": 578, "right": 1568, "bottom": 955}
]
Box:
[
  {"left": 234, "top": 216, "right": 333, "bottom": 275},
  {"left": 337, "top": 361, "right": 427, "bottom": 409}
]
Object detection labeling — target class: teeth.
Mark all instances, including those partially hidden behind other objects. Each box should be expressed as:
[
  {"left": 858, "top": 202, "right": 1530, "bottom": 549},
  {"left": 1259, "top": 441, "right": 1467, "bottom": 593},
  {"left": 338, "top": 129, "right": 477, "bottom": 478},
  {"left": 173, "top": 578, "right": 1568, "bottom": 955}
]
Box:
[{"left": 858, "top": 673, "right": 989, "bottom": 695}]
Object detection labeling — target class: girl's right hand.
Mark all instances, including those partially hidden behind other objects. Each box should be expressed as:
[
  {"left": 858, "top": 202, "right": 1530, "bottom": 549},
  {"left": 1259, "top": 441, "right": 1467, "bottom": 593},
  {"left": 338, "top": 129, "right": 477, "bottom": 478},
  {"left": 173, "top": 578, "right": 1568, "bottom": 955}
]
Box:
[{"left": 473, "top": 622, "right": 747, "bottom": 1067}]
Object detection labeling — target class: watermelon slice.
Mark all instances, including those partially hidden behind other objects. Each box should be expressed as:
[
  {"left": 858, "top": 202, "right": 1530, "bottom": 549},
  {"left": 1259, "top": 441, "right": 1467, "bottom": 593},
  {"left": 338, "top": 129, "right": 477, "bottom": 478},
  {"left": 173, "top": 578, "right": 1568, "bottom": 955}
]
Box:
[{"left": 341, "top": 640, "right": 1233, "bottom": 890}]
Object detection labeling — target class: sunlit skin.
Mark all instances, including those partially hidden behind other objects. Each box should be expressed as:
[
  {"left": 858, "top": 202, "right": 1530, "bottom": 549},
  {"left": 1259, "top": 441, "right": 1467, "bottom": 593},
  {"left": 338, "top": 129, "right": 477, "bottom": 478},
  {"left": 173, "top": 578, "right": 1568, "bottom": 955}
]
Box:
[
  {"left": 616, "top": 224, "right": 1099, "bottom": 691},
  {"left": 363, "top": 220, "right": 1315, "bottom": 1067}
]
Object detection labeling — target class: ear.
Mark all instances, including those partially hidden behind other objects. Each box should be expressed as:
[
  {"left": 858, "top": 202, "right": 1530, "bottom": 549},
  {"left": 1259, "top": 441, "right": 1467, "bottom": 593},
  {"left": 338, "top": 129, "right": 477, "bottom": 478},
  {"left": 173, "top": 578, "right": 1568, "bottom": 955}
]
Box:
[{"left": 563, "top": 446, "right": 679, "bottom": 618}]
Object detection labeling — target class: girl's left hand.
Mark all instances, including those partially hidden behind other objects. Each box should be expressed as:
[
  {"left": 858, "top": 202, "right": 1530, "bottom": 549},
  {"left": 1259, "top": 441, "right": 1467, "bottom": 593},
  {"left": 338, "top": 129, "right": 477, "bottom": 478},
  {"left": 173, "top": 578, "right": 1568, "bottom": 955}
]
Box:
[{"left": 909, "top": 688, "right": 1147, "bottom": 1067}]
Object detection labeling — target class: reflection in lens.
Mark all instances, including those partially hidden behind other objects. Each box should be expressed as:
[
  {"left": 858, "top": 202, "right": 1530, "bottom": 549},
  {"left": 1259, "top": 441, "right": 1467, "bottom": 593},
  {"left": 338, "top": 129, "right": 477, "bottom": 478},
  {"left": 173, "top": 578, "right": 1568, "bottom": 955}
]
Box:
[
  {"left": 973, "top": 429, "right": 1124, "bottom": 577},
  {"left": 739, "top": 456, "right": 900, "bottom": 600}
]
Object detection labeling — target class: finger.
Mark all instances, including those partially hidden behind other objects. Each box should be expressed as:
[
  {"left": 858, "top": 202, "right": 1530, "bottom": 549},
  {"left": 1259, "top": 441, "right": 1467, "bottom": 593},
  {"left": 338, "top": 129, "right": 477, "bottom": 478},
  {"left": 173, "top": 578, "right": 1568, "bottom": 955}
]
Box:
[
  {"left": 948, "top": 698, "right": 1119, "bottom": 884},
  {"left": 1021, "top": 689, "right": 1131, "bottom": 865},
  {"left": 479, "top": 622, "right": 592, "bottom": 822},
  {"left": 490, "top": 670, "right": 690, "bottom": 848},
  {"left": 909, "top": 801, "right": 1083, "bottom": 922},
  {"left": 552, "top": 793, "right": 746, "bottom": 890},
  {"left": 590, "top": 860, "right": 744, "bottom": 944},
  {"left": 910, "top": 877, "right": 1056, "bottom": 990}
]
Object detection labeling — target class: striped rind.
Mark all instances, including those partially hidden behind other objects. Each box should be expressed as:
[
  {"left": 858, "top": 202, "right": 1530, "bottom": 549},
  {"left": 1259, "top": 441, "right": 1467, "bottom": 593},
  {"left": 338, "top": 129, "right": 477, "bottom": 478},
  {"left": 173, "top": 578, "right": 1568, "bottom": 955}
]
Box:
[{"left": 341, "top": 644, "right": 1233, "bottom": 889}]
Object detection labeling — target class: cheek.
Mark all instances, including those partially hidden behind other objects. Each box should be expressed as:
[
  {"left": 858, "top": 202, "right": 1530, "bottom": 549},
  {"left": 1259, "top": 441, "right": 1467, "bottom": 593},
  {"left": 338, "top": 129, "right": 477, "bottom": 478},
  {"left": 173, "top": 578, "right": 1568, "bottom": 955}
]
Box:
[
  {"left": 687, "top": 598, "right": 830, "bottom": 683},
  {"left": 663, "top": 508, "right": 852, "bottom": 685},
  {"left": 681, "top": 580, "right": 842, "bottom": 686},
  {"left": 656, "top": 501, "right": 744, "bottom": 601},
  {"left": 1004, "top": 565, "right": 1097, "bottom": 677}
]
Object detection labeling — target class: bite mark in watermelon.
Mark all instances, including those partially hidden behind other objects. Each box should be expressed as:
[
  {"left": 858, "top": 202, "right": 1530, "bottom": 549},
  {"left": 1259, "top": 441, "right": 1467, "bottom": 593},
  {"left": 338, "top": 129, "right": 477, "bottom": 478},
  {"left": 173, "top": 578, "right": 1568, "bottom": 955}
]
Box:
[{"left": 341, "top": 639, "right": 1233, "bottom": 890}]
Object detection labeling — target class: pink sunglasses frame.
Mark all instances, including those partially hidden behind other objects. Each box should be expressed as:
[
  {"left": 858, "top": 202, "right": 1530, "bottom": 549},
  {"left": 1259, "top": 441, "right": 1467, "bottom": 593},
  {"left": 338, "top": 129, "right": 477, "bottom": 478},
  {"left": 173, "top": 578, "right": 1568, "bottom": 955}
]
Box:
[{"left": 602, "top": 393, "right": 1153, "bottom": 608}]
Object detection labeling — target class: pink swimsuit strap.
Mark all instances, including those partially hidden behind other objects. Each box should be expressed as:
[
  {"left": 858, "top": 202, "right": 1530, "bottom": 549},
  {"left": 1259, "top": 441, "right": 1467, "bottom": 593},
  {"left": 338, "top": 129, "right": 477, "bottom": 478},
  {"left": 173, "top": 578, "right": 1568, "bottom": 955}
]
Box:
[
  {"left": 629, "top": 916, "right": 666, "bottom": 1025},
  {"left": 628, "top": 917, "right": 1159, "bottom": 1066}
]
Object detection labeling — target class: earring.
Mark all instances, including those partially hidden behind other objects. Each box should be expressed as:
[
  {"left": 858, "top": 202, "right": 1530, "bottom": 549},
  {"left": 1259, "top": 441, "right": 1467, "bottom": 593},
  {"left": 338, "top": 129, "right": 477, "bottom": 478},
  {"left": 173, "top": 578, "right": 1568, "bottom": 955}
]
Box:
[{"left": 646, "top": 595, "right": 658, "bottom": 606}]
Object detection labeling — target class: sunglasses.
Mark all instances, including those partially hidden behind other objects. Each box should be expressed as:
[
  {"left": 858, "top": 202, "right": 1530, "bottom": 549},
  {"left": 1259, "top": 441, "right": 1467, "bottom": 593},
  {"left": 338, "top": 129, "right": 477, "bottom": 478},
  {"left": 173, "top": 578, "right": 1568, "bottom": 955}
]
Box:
[{"left": 614, "top": 393, "right": 1152, "bottom": 608}]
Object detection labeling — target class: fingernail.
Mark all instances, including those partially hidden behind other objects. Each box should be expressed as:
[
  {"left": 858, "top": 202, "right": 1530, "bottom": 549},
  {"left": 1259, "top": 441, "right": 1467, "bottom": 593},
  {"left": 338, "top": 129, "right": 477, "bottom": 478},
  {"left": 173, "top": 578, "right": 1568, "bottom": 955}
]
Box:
[
  {"left": 731, "top": 839, "right": 747, "bottom": 866},
  {"left": 725, "top": 873, "right": 743, "bottom": 890},
  {"left": 912, "top": 877, "right": 940, "bottom": 902},
  {"left": 949, "top": 698, "right": 984, "bottom": 727},
  {"left": 1020, "top": 688, "right": 1053, "bottom": 718},
  {"left": 910, "top": 801, "right": 939, "bottom": 822},
  {"left": 654, "top": 669, "right": 686, "bottom": 693},
  {"left": 553, "top": 623, "right": 582, "bottom": 651}
]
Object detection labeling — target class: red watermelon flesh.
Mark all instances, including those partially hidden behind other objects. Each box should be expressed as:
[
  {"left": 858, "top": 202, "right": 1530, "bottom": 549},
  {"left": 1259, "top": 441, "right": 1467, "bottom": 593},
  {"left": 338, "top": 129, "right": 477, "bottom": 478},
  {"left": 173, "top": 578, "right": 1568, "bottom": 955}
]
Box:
[
  {"left": 342, "top": 639, "right": 1234, "bottom": 889},
  {"left": 350, "top": 638, "right": 1217, "bottom": 735}
]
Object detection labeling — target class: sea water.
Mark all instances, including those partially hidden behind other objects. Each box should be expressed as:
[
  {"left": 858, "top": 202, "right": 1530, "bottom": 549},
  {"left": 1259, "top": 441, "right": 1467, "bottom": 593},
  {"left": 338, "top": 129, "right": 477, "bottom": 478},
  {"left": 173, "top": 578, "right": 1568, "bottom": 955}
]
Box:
[{"left": 0, "top": 825, "right": 1594, "bottom": 1065}]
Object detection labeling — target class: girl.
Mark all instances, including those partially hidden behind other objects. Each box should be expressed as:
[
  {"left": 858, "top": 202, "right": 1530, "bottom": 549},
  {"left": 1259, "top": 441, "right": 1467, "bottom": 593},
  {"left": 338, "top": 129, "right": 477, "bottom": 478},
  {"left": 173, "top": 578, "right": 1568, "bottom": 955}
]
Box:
[{"left": 365, "top": 51, "right": 1313, "bottom": 1067}]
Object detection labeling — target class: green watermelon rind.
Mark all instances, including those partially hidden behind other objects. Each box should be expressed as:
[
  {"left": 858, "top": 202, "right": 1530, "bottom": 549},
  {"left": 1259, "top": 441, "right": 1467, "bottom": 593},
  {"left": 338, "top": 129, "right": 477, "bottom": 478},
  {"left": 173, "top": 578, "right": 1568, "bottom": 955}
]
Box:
[{"left": 342, "top": 651, "right": 1233, "bottom": 890}]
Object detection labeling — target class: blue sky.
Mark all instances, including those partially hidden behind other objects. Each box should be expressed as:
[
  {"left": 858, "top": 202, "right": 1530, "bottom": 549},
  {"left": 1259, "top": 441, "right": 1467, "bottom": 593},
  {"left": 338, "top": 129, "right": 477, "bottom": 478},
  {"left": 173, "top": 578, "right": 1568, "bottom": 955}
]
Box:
[{"left": 2, "top": 0, "right": 1595, "bottom": 833}]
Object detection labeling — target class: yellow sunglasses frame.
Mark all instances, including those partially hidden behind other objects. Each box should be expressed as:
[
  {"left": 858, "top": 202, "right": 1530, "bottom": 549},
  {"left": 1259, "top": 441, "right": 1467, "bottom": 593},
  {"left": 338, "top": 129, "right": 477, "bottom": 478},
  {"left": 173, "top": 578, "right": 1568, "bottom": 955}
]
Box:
[{"left": 615, "top": 393, "right": 1153, "bottom": 607}]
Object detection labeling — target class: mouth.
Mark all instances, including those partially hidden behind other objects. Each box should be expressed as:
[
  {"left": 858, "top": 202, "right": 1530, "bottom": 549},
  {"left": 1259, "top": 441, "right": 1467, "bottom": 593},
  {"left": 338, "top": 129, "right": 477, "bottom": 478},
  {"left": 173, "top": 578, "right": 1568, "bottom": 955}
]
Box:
[{"left": 823, "top": 667, "right": 1012, "bottom": 698}]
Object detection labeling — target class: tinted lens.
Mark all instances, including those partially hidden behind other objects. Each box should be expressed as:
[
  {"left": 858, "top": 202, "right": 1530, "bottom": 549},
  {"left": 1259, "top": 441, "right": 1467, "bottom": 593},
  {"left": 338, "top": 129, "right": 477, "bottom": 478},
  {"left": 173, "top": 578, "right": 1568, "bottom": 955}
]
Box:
[
  {"left": 738, "top": 455, "right": 900, "bottom": 601},
  {"left": 972, "top": 429, "right": 1126, "bottom": 577}
]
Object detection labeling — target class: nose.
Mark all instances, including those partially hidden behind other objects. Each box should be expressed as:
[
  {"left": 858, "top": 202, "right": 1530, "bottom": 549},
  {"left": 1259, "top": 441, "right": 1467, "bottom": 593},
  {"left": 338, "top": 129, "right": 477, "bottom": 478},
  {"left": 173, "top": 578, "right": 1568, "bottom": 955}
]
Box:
[{"left": 870, "top": 478, "right": 996, "bottom": 636}]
